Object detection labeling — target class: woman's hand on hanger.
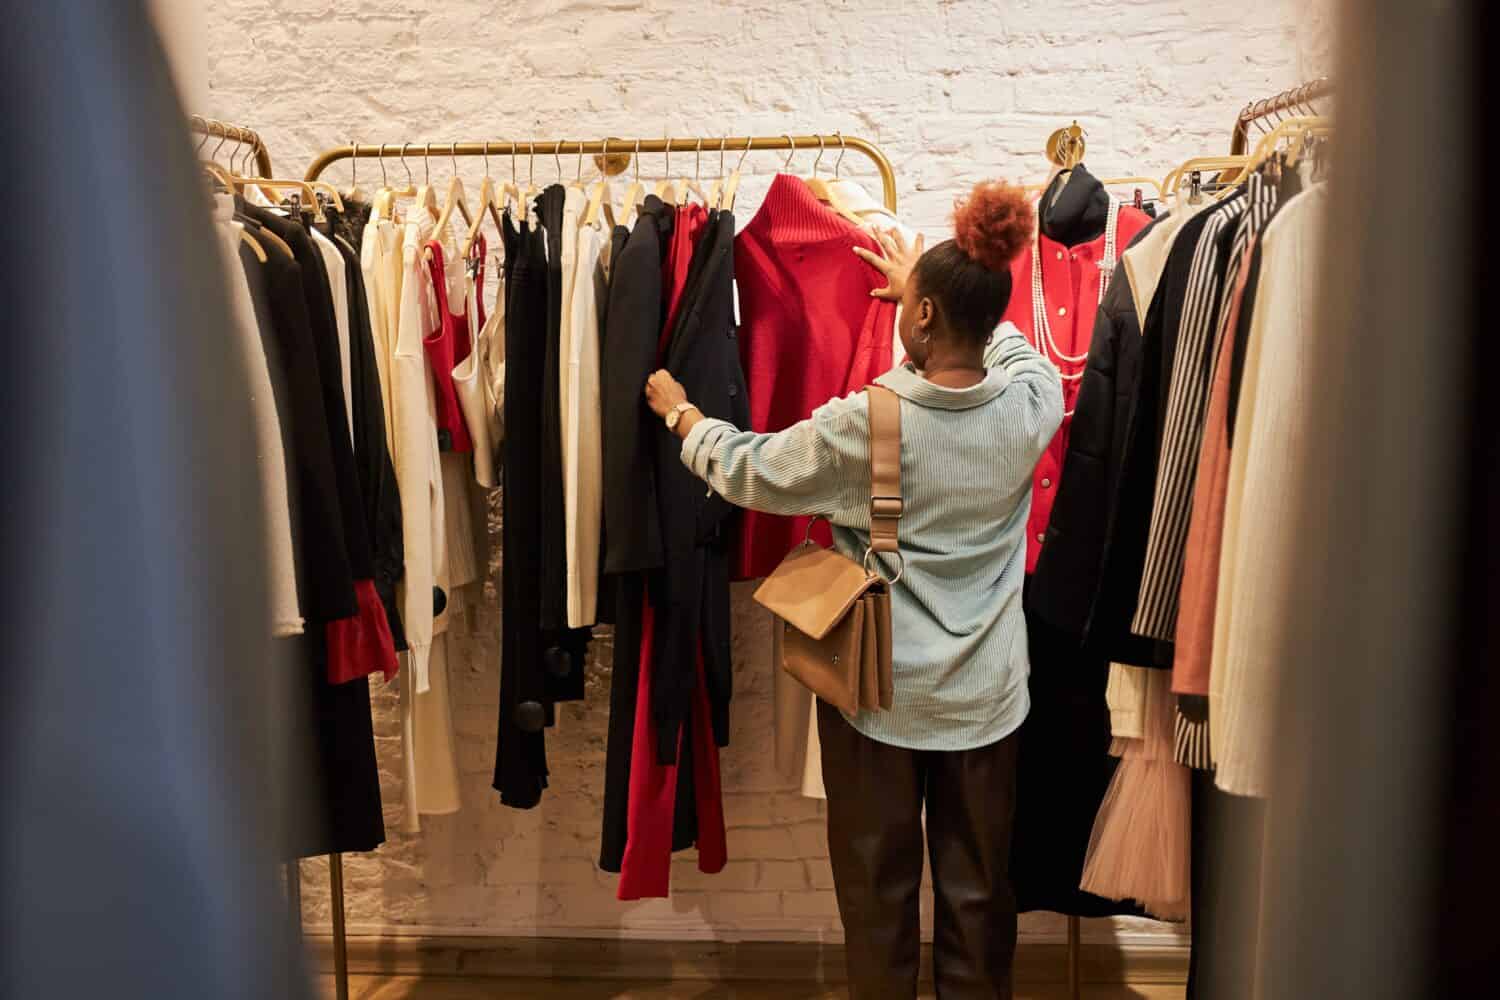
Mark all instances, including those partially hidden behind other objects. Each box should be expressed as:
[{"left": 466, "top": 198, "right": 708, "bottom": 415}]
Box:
[{"left": 855, "top": 229, "right": 924, "bottom": 302}]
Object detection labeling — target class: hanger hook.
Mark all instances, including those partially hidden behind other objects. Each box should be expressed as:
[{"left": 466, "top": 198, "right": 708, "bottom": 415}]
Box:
[
  {"left": 812, "top": 135, "right": 826, "bottom": 177},
  {"left": 718, "top": 136, "right": 728, "bottom": 178},
  {"left": 782, "top": 134, "right": 796, "bottom": 172},
  {"left": 554, "top": 141, "right": 563, "bottom": 180},
  {"left": 350, "top": 141, "right": 358, "bottom": 188},
  {"left": 423, "top": 142, "right": 432, "bottom": 184},
  {"left": 378, "top": 144, "right": 388, "bottom": 187},
  {"left": 695, "top": 138, "right": 704, "bottom": 181},
  {"left": 528, "top": 142, "right": 536, "bottom": 186},
  {"left": 634, "top": 139, "right": 641, "bottom": 183},
  {"left": 229, "top": 130, "right": 246, "bottom": 173},
  {"left": 481, "top": 141, "right": 489, "bottom": 178},
  {"left": 577, "top": 141, "right": 585, "bottom": 181},
  {"left": 192, "top": 116, "right": 209, "bottom": 157},
  {"left": 734, "top": 136, "right": 752, "bottom": 173},
  {"left": 450, "top": 142, "right": 459, "bottom": 179},
  {"left": 400, "top": 143, "right": 413, "bottom": 187},
  {"left": 210, "top": 122, "right": 230, "bottom": 164},
  {"left": 834, "top": 131, "right": 847, "bottom": 178},
  {"left": 663, "top": 138, "right": 671, "bottom": 180}
]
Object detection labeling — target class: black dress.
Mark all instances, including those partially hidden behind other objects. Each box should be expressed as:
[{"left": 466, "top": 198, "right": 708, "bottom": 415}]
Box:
[
  {"left": 493, "top": 210, "right": 551, "bottom": 809},
  {"left": 236, "top": 232, "right": 384, "bottom": 859}
]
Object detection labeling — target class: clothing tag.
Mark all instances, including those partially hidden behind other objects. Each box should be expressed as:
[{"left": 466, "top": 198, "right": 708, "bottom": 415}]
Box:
[{"left": 732, "top": 278, "right": 741, "bottom": 327}]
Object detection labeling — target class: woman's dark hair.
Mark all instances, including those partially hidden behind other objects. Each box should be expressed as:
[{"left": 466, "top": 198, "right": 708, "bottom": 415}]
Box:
[{"left": 911, "top": 181, "right": 1034, "bottom": 343}]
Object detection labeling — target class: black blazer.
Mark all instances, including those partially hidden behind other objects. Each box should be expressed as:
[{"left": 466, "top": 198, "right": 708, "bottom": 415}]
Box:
[
  {"left": 649, "top": 209, "right": 750, "bottom": 761},
  {"left": 600, "top": 197, "right": 673, "bottom": 575},
  {"left": 236, "top": 221, "right": 358, "bottom": 623},
  {"left": 240, "top": 204, "right": 376, "bottom": 589}
]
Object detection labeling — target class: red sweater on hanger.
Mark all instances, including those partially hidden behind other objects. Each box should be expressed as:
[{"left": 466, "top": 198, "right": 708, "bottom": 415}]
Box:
[
  {"left": 1001, "top": 205, "right": 1151, "bottom": 573},
  {"left": 731, "top": 175, "right": 897, "bottom": 581}
]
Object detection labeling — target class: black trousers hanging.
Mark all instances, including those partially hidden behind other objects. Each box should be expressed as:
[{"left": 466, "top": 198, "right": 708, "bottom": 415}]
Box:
[{"left": 818, "top": 701, "right": 1020, "bottom": 1000}]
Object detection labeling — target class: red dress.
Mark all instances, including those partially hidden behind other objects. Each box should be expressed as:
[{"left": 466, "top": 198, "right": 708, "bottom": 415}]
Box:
[
  {"left": 1000, "top": 202, "right": 1151, "bottom": 573},
  {"left": 422, "top": 242, "right": 474, "bottom": 453},
  {"left": 730, "top": 175, "right": 896, "bottom": 581}
]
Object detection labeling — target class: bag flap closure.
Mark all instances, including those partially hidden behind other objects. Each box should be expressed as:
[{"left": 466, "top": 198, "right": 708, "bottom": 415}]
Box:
[{"left": 753, "top": 542, "right": 877, "bottom": 641}]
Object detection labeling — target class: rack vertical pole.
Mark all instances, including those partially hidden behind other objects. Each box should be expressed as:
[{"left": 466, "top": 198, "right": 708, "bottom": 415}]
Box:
[
  {"left": 1067, "top": 914, "right": 1081, "bottom": 999},
  {"left": 285, "top": 860, "right": 302, "bottom": 931},
  {"left": 329, "top": 853, "right": 350, "bottom": 1000}
]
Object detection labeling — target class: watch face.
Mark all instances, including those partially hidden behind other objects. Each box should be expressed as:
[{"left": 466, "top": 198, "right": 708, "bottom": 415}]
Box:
[{"left": 666, "top": 409, "right": 679, "bottom": 430}]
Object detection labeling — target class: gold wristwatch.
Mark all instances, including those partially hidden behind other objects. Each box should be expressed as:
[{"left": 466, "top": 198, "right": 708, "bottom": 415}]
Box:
[{"left": 665, "top": 402, "right": 699, "bottom": 431}]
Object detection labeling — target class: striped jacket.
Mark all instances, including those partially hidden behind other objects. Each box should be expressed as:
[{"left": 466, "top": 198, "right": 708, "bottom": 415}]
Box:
[
  {"left": 680, "top": 328, "right": 1063, "bottom": 750},
  {"left": 1132, "top": 175, "right": 1279, "bottom": 641}
]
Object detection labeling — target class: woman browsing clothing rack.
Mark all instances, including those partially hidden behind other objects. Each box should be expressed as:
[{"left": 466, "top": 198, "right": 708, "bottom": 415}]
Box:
[{"left": 646, "top": 182, "right": 1060, "bottom": 1000}]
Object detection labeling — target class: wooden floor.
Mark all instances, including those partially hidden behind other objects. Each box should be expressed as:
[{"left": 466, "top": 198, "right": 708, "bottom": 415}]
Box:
[{"left": 324, "top": 976, "right": 1186, "bottom": 999}]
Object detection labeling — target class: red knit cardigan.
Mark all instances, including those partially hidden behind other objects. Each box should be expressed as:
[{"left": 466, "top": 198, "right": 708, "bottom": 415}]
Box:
[{"left": 730, "top": 174, "right": 897, "bottom": 581}]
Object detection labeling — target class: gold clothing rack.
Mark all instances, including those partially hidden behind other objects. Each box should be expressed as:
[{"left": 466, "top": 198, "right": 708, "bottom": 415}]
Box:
[
  {"left": 1231, "top": 77, "right": 1333, "bottom": 155},
  {"left": 305, "top": 133, "right": 899, "bottom": 212},
  {"left": 190, "top": 115, "right": 274, "bottom": 177}
]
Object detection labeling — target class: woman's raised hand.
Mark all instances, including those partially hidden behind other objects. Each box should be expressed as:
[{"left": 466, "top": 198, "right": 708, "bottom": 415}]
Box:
[{"left": 854, "top": 229, "right": 925, "bottom": 302}]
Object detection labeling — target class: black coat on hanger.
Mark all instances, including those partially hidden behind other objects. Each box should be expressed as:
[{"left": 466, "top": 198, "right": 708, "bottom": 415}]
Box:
[
  {"left": 236, "top": 235, "right": 384, "bottom": 860},
  {"left": 600, "top": 197, "right": 674, "bottom": 575},
  {"left": 648, "top": 209, "right": 748, "bottom": 762},
  {"left": 319, "top": 216, "right": 407, "bottom": 650},
  {"left": 494, "top": 211, "right": 552, "bottom": 810}
]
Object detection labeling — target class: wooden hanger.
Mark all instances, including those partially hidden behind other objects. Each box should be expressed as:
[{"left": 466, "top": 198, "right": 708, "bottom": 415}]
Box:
[
  {"left": 620, "top": 140, "right": 647, "bottom": 216},
  {"left": 461, "top": 144, "right": 507, "bottom": 259},
  {"left": 254, "top": 224, "right": 294, "bottom": 259},
  {"left": 431, "top": 143, "right": 474, "bottom": 240},
  {"left": 705, "top": 137, "right": 728, "bottom": 211},
  {"left": 413, "top": 143, "right": 441, "bottom": 229},
  {"left": 1099, "top": 175, "right": 1165, "bottom": 198},
  {"left": 584, "top": 139, "right": 619, "bottom": 229},
  {"left": 375, "top": 144, "right": 420, "bottom": 222},
  {"left": 804, "top": 135, "right": 863, "bottom": 224},
  {"left": 199, "top": 160, "right": 268, "bottom": 261},
  {"left": 239, "top": 229, "right": 268, "bottom": 262},
  {"left": 653, "top": 140, "right": 677, "bottom": 205},
  {"left": 1162, "top": 156, "right": 1252, "bottom": 197},
  {"left": 520, "top": 143, "right": 541, "bottom": 221},
  {"left": 718, "top": 137, "right": 753, "bottom": 212},
  {"left": 238, "top": 177, "right": 326, "bottom": 221},
  {"left": 346, "top": 141, "right": 367, "bottom": 202},
  {"left": 674, "top": 139, "right": 709, "bottom": 206},
  {"left": 569, "top": 142, "right": 591, "bottom": 193}
]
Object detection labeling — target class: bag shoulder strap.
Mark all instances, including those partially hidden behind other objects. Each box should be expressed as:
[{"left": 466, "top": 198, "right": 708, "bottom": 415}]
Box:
[{"left": 866, "top": 385, "right": 903, "bottom": 554}]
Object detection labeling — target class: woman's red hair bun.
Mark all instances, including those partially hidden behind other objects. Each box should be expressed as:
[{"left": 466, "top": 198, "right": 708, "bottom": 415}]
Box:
[{"left": 952, "top": 181, "right": 1035, "bottom": 274}]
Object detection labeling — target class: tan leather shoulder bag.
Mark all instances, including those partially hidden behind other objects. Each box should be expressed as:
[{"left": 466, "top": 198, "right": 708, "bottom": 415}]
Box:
[{"left": 753, "top": 386, "right": 902, "bottom": 715}]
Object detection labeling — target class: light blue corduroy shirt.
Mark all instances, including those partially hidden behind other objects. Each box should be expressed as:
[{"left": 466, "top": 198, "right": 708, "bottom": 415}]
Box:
[{"left": 681, "top": 326, "right": 1064, "bottom": 750}]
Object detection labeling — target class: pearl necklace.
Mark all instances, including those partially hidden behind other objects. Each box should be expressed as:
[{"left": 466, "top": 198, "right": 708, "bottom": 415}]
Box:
[{"left": 1030, "top": 198, "right": 1120, "bottom": 416}]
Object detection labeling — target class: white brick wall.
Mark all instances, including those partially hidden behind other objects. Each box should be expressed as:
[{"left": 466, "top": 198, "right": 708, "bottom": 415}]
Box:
[{"left": 201, "top": 0, "right": 1333, "bottom": 947}]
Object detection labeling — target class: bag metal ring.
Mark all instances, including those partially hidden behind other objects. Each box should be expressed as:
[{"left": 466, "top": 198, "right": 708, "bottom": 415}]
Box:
[{"left": 864, "top": 549, "right": 904, "bottom": 586}]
